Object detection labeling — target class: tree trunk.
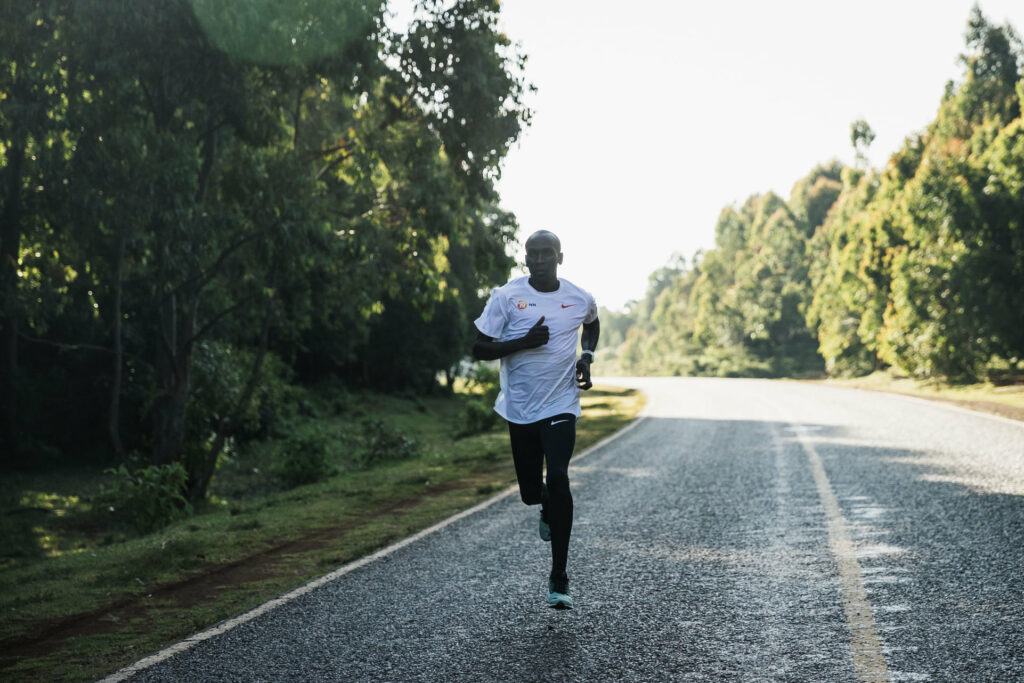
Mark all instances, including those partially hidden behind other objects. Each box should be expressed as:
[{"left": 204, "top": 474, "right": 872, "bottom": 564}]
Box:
[
  {"left": 108, "top": 231, "right": 126, "bottom": 460},
  {"left": 152, "top": 293, "right": 196, "bottom": 465},
  {"left": 0, "top": 130, "right": 27, "bottom": 465},
  {"left": 189, "top": 298, "right": 272, "bottom": 502}
]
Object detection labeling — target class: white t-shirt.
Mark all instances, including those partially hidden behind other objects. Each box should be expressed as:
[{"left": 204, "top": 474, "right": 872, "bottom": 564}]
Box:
[{"left": 474, "top": 276, "right": 598, "bottom": 424}]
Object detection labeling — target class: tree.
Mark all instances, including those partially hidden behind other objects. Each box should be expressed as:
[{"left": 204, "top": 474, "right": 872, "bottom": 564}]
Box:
[
  {"left": 850, "top": 119, "right": 876, "bottom": 169},
  {"left": 0, "top": 0, "right": 532, "bottom": 503}
]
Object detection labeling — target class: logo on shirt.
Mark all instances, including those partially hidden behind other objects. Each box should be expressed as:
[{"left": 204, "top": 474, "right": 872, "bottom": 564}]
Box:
[
  {"left": 561, "top": 304, "right": 575, "bottom": 309},
  {"left": 516, "top": 300, "right": 536, "bottom": 309}
]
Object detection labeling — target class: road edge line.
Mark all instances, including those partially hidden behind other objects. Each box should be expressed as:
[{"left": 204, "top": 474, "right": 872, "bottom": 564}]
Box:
[{"left": 100, "top": 405, "right": 649, "bottom": 682}]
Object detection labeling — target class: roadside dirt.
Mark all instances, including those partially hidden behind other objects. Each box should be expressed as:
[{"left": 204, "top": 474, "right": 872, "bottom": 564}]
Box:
[
  {"left": 868, "top": 389, "right": 1024, "bottom": 423},
  {"left": 940, "top": 397, "right": 1024, "bottom": 422},
  {"left": 0, "top": 468, "right": 509, "bottom": 675}
]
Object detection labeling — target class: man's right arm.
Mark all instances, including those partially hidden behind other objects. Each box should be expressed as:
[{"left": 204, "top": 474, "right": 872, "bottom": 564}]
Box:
[{"left": 472, "top": 316, "right": 549, "bottom": 361}]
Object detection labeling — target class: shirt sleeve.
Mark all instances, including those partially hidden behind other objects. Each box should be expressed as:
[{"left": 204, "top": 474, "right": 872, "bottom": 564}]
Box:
[
  {"left": 583, "top": 291, "right": 598, "bottom": 324},
  {"left": 474, "top": 288, "right": 509, "bottom": 339}
]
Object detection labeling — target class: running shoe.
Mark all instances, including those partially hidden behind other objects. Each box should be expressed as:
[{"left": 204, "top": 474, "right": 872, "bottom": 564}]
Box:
[
  {"left": 547, "top": 574, "right": 573, "bottom": 609},
  {"left": 539, "top": 506, "right": 551, "bottom": 542}
]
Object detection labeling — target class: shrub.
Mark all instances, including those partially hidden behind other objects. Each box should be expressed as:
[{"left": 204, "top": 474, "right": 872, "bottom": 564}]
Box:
[
  {"left": 96, "top": 462, "right": 192, "bottom": 534},
  {"left": 456, "top": 399, "right": 499, "bottom": 438},
  {"left": 359, "top": 418, "right": 420, "bottom": 465},
  {"left": 274, "top": 427, "right": 336, "bottom": 488},
  {"left": 466, "top": 364, "right": 501, "bottom": 402},
  {"left": 455, "top": 364, "right": 501, "bottom": 437}
]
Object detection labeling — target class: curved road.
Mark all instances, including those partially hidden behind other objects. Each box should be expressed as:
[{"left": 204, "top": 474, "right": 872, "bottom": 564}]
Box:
[{"left": 111, "top": 378, "right": 1024, "bottom": 682}]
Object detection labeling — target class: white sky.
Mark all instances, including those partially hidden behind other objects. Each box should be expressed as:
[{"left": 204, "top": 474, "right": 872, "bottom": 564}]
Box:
[{"left": 488, "top": 0, "right": 1024, "bottom": 310}]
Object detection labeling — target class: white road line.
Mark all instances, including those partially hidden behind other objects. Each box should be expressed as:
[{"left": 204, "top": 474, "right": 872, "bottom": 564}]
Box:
[
  {"left": 790, "top": 423, "right": 890, "bottom": 682},
  {"left": 100, "top": 408, "right": 649, "bottom": 682}
]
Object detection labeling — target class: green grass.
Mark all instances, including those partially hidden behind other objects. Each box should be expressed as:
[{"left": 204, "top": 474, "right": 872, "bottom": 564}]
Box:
[
  {"left": 809, "top": 370, "right": 1024, "bottom": 420},
  {"left": 0, "top": 384, "right": 644, "bottom": 682}
]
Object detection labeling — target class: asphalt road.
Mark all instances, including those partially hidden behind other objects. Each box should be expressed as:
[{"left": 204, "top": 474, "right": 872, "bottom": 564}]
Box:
[{"left": 112, "top": 378, "right": 1024, "bottom": 682}]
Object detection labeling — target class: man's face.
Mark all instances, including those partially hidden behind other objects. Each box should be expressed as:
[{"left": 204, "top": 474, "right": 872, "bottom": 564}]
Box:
[{"left": 525, "top": 234, "right": 562, "bottom": 281}]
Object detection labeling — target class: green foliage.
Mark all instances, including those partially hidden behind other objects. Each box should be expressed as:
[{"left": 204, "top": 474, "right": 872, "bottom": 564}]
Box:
[
  {"left": 458, "top": 400, "right": 500, "bottom": 437},
  {"left": 851, "top": 119, "right": 876, "bottom": 168},
  {"left": 358, "top": 418, "right": 421, "bottom": 465},
  {"left": 95, "top": 463, "right": 192, "bottom": 535},
  {"left": 0, "top": 0, "right": 529, "bottom": 497},
  {"left": 455, "top": 364, "right": 501, "bottom": 437},
  {"left": 465, "top": 363, "right": 501, "bottom": 401},
  {"left": 813, "top": 10, "right": 1024, "bottom": 381},
  {"left": 617, "top": 168, "right": 832, "bottom": 377},
  {"left": 274, "top": 426, "right": 337, "bottom": 488}
]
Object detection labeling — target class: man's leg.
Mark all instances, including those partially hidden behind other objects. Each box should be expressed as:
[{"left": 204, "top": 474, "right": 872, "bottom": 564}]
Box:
[
  {"left": 539, "top": 414, "right": 576, "bottom": 580},
  {"left": 507, "top": 420, "right": 545, "bottom": 507}
]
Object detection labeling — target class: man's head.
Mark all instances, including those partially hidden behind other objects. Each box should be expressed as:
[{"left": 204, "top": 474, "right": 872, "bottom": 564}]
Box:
[{"left": 524, "top": 230, "right": 563, "bottom": 289}]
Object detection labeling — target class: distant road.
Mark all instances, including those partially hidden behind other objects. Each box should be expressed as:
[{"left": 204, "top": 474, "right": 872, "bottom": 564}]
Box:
[{"left": 113, "top": 378, "right": 1024, "bottom": 682}]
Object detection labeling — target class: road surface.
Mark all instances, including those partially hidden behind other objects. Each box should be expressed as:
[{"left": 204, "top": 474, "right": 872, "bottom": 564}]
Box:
[{"left": 111, "top": 378, "right": 1024, "bottom": 682}]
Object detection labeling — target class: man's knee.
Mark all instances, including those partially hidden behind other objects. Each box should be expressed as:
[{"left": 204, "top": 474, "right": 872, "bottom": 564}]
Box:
[
  {"left": 546, "top": 468, "right": 570, "bottom": 492},
  {"left": 519, "top": 485, "right": 544, "bottom": 505}
]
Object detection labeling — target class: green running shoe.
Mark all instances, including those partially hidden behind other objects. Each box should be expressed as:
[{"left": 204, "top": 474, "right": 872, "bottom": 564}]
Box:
[
  {"left": 539, "top": 506, "right": 551, "bottom": 542},
  {"left": 547, "top": 574, "right": 573, "bottom": 609}
]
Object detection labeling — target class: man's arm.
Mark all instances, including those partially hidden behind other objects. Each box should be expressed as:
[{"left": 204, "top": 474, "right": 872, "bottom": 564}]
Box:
[
  {"left": 472, "top": 316, "right": 549, "bottom": 361},
  {"left": 575, "top": 317, "right": 600, "bottom": 390}
]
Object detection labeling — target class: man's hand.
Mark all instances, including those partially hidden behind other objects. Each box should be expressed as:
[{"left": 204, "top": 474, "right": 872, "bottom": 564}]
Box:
[
  {"left": 575, "top": 358, "right": 593, "bottom": 390},
  {"left": 519, "top": 316, "right": 549, "bottom": 350},
  {"left": 472, "top": 317, "right": 548, "bottom": 361}
]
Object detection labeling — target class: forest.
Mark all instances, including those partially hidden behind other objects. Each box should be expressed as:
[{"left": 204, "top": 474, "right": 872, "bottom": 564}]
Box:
[
  {"left": 3, "top": 4, "right": 1024, "bottom": 503},
  {"left": 0, "top": 0, "right": 529, "bottom": 499},
  {"left": 609, "top": 8, "right": 1024, "bottom": 385}
]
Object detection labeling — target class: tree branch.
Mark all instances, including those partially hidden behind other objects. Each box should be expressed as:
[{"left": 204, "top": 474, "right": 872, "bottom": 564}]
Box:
[
  {"left": 16, "top": 330, "right": 144, "bottom": 362},
  {"left": 157, "top": 230, "right": 258, "bottom": 307},
  {"left": 316, "top": 149, "right": 353, "bottom": 180},
  {"left": 186, "top": 300, "right": 247, "bottom": 347}
]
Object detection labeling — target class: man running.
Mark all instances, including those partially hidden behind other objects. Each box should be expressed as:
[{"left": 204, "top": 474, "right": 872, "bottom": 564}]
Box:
[{"left": 472, "top": 229, "right": 599, "bottom": 609}]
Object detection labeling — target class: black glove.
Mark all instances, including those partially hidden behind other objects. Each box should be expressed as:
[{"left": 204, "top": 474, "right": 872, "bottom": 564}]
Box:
[{"left": 575, "top": 357, "right": 592, "bottom": 390}]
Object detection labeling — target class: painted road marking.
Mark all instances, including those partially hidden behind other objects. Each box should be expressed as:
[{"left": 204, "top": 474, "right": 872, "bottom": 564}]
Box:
[
  {"left": 100, "top": 407, "right": 650, "bottom": 682},
  {"left": 790, "top": 423, "right": 889, "bottom": 682}
]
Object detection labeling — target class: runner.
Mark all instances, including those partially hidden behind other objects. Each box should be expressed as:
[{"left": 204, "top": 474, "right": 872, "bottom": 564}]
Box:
[{"left": 472, "top": 230, "right": 600, "bottom": 609}]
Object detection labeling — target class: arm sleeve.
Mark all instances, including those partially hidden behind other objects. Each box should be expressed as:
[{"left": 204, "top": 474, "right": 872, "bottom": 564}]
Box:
[
  {"left": 583, "top": 291, "right": 598, "bottom": 324},
  {"left": 473, "top": 288, "right": 509, "bottom": 339}
]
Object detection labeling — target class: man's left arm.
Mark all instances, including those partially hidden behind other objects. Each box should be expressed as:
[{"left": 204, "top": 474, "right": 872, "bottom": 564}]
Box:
[{"left": 575, "top": 317, "right": 600, "bottom": 390}]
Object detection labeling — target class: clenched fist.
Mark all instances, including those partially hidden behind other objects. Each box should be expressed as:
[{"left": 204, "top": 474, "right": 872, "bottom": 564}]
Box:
[{"left": 520, "top": 316, "right": 549, "bottom": 349}]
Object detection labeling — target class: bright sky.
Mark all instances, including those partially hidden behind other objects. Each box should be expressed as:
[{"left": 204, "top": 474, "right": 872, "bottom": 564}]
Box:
[{"left": 488, "top": 0, "right": 1024, "bottom": 310}]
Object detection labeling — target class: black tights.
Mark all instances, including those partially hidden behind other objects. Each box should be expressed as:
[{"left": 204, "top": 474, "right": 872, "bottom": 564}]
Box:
[{"left": 507, "top": 414, "right": 576, "bottom": 577}]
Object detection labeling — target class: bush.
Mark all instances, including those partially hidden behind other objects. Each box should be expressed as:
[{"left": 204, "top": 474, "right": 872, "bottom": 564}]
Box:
[
  {"left": 465, "top": 364, "right": 501, "bottom": 401},
  {"left": 359, "top": 418, "right": 420, "bottom": 465},
  {"left": 189, "top": 342, "right": 298, "bottom": 444},
  {"left": 456, "top": 399, "right": 499, "bottom": 438},
  {"left": 454, "top": 363, "right": 501, "bottom": 437},
  {"left": 274, "top": 427, "right": 336, "bottom": 488},
  {"left": 96, "top": 462, "right": 192, "bottom": 535}
]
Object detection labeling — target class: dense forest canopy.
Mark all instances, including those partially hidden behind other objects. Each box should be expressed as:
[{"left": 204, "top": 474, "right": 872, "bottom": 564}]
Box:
[
  {"left": 0, "top": 0, "right": 530, "bottom": 498},
  {"left": 611, "top": 7, "right": 1024, "bottom": 384}
]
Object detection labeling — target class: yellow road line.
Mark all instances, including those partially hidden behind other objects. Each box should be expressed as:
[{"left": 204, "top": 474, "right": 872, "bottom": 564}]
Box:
[{"left": 793, "top": 426, "right": 889, "bottom": 682}]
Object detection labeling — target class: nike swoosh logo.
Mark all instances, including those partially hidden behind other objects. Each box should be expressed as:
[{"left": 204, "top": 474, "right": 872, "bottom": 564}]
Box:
[
  {"left": 561, "top": 304, "right": 575, "bottom": 309},
  {"left": 550, "top": 419, "right": 569, "bottom": 426}
]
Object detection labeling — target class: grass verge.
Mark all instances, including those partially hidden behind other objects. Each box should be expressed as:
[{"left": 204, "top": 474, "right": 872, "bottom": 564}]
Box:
[
  {"left": 0, "top": 384, "right": 644, "bottom": 682},
  {"left": 809, "top": 371, "right": 1024, "bottom": 422}
]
